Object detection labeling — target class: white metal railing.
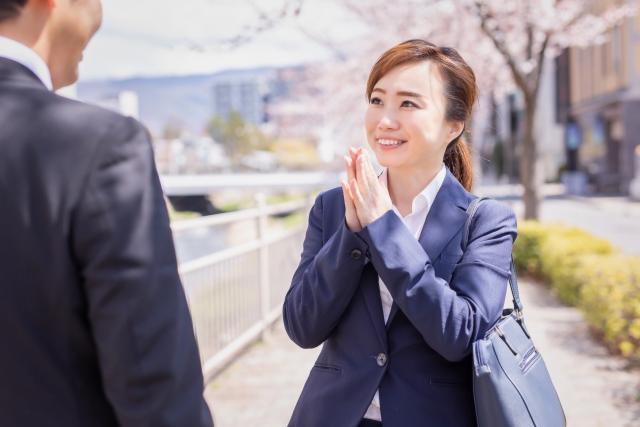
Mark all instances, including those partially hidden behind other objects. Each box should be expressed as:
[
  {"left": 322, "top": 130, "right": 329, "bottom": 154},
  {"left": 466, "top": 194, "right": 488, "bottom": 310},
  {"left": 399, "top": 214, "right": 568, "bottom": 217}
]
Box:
[{"left": 173, "top": 194, "right": 312, "bottom": 379}]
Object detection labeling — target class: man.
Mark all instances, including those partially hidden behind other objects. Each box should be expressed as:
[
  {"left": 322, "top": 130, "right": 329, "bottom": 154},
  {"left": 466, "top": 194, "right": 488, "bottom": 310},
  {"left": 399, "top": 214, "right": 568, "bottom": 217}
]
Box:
[{"left": 0, "top": 1, "right": 214, "bottom": 426}]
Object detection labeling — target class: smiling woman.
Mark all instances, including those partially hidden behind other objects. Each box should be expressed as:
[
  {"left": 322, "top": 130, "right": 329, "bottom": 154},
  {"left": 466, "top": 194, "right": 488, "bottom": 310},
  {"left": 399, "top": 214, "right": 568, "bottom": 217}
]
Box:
[
  {"left": 366, "top": 40, "right": 476, "bottom": 193},
  {"left": 284, "top": 39, "right": 519, "bottom": 427}
]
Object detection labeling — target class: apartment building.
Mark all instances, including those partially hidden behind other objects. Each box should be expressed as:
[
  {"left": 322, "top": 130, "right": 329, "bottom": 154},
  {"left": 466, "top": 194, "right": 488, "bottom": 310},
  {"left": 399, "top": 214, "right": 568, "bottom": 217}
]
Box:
[{"left": 557, "top": 4, "right": 640, "bottom": 195}]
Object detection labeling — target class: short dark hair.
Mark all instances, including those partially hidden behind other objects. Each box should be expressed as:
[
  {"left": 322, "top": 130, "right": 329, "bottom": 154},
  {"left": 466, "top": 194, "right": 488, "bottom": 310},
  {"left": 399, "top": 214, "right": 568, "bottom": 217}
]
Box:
[{"left": 0, "top": 0, "right": 27, "bottom": 22}]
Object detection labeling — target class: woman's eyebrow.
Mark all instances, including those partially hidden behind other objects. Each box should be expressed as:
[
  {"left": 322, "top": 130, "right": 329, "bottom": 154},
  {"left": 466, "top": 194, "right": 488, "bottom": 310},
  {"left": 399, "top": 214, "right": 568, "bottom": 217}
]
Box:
[
  {"left": 397, "top": 91, "right": 424, "bottom": 98},
  {"left": 372, "top": 88, "right": 424, "bottom": 98}
]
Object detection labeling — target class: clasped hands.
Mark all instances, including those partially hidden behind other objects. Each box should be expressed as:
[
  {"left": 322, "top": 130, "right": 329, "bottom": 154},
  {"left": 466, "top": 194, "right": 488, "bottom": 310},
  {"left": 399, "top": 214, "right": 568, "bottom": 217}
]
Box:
[{"left": 341, "top": 147, "right": 393, "bottom": 233}]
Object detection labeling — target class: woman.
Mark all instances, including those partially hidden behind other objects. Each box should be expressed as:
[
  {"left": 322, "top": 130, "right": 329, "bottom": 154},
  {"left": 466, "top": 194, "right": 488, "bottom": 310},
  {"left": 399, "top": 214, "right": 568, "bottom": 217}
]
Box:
[{"left": 283, "top": 40, "right": 517, "bottom": 427}]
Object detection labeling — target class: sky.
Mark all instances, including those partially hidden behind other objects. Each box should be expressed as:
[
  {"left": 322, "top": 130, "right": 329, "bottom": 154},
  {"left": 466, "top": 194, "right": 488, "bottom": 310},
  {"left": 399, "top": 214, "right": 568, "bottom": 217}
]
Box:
[{"left": 78, "top": 0, "right": 363, "bottom": 81}]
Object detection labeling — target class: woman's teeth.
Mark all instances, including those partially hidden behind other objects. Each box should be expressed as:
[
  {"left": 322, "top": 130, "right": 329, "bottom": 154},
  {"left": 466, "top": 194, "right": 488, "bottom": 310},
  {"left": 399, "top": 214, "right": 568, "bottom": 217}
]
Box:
[{"left": 378, "top": 139, "right": 405, "bottom": 146}]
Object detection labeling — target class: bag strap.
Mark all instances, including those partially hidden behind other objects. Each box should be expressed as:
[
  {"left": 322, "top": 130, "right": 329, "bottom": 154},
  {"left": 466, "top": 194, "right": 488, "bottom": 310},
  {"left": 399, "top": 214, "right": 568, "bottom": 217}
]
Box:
[{"left": 463, "top": 197, "right": 524, "bottom": 315}]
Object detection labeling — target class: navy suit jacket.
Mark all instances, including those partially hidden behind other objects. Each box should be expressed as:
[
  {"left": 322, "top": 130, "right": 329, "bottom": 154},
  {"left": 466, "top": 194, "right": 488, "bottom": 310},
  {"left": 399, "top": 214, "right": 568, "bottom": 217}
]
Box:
[
  {"left": 0, "top": 58, "right": 213, "bottom": 427},
  {"left": 283, "top": 168, "right": 518, "bottom": 427}
]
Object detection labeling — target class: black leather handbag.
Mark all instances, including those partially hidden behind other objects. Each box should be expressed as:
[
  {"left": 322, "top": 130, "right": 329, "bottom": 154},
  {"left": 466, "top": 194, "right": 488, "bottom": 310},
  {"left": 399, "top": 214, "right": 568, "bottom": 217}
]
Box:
[{"left": 464, "top": 197, "right": 566, "bottom": 427}]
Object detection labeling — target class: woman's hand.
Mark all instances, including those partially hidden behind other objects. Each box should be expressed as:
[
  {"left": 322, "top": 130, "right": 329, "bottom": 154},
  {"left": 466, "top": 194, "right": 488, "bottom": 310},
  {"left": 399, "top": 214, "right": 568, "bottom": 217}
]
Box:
[
  {"left": 341, "top": 147, "right": 362, "bottom": 232},
  {"left": 348, "top": 148, "right": 393, "bottom": 228}
]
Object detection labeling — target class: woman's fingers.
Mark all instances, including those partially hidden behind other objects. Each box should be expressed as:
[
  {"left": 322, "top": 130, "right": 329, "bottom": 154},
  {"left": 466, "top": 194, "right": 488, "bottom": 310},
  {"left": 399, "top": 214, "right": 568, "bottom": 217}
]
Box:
[
  {"left": 348, "top": 147, "right": 358, "bottom": 187},
  {"left": 341, "top": 180, "right": 361, "bottom": 232},
  {"left": 350, "top": 178, "right": 366, "bottom": 212},
  {"left": 344, "top": 155, "right": 355, "bottom": 184},
  {"left": 356, "top": 149, "right": 370, "bottom": 199},
  {"left": 350, "top": 146, "right": 358, "bottom": 170},
  {"left": 362, "top": 151, "right": 379, "bottom": 190}
]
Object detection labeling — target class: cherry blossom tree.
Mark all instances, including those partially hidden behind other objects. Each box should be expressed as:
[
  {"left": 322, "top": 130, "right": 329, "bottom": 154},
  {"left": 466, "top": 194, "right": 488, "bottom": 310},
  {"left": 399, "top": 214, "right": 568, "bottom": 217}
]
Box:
[
  {"left": 463, "top": 0, "right": 637, "bottom": 218},
  {"left": 237, "top": 0, "right": 637, "bottom": 219}
]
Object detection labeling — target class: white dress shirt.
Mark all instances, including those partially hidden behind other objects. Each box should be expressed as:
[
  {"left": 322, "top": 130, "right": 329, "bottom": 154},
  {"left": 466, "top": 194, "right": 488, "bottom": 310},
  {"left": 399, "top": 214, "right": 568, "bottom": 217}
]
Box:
[
  {"left": 0, "top": 36, "right": 52, "bottom": 90},
  {"left": 363, "top": 163, "right": 448, "bottom": 422}
]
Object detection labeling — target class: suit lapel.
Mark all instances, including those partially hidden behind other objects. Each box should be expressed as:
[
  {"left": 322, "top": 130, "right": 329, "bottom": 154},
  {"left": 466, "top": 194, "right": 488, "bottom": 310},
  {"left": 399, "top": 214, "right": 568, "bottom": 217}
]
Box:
[
  {"left": 360, "top": 263, "right": 388, "bottom": 349},
  {"left": 385, "top": 169, "right": 470, "bottom": 329}
]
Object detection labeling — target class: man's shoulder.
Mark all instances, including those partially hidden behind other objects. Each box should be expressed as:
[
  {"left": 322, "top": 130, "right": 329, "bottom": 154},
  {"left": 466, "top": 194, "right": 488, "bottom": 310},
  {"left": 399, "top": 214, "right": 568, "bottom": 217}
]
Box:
[
  {"left": 41, "top": 91, "right": 141, "bottom": 138},
  {"left": 0, "top": 81, "right": 141, "bottom": 139},
  {"left": 0, "top": 86, "right": 150, "bottom": 194}
]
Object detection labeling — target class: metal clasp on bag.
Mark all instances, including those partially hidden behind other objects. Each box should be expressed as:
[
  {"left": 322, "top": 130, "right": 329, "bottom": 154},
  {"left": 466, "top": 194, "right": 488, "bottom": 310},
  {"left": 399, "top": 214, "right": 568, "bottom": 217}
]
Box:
[
  {"left": 513, "top": 309, "right": 531, "bottom": 339},
  {"left": 515, "top": 309, "right": 523, "bottom": 321},
  {"left": 495, "top": 325, "right": 518, "bottom": 356}
]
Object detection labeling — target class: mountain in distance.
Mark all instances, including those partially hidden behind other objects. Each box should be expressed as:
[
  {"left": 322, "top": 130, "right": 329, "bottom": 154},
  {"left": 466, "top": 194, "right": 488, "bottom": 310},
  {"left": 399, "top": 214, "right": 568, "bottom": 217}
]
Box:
[{"left": 77, "top": 67, "right": 277, "bottom": 137}]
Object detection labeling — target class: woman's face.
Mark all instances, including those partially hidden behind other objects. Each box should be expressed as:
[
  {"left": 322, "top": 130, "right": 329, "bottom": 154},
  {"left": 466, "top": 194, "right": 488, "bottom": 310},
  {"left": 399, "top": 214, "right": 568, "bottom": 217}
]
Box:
[{"left": 365, "top": 61, "right": 463, "bottom": 170}]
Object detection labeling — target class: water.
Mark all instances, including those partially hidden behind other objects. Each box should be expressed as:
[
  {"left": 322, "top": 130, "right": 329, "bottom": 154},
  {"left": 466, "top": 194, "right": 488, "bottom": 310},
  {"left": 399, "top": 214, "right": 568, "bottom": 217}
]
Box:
[{"left": 173, "top": 225, "right": 231, "bottom": 264}]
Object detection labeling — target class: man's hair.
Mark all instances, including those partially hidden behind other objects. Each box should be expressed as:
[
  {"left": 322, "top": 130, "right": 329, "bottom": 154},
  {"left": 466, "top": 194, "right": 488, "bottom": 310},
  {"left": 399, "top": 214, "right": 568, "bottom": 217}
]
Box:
[{"left": 0, "top": 0, "right": 27, "bottom": 22}]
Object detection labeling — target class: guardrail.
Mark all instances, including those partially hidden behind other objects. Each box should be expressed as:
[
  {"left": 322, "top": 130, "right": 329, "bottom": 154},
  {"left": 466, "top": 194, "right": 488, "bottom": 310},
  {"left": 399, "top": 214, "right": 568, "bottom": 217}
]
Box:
[{"left": 172, "top": 194, "right": 312, "bottom": 380}]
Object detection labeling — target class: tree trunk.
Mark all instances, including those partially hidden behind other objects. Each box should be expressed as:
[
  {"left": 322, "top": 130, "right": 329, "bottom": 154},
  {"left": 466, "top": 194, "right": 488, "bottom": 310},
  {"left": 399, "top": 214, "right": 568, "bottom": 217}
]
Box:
[{"left": 520, "top": 99, "right": 541, "bottom": 220}]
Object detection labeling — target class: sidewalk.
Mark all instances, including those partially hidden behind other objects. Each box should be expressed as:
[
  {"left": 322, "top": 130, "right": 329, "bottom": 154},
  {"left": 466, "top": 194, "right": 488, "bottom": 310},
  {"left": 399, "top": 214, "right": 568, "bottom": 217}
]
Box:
[
  {"left": 204, "top": 279, "right": 640, "bottom": 427},
  {"left": 204, "top": 324, "right": 320, "bottom": 427}
]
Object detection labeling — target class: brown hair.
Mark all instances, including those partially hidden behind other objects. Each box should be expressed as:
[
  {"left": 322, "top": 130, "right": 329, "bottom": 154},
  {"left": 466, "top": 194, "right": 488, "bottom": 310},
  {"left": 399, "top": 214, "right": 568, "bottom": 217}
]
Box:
[{"left": 366, "top": 39, "right": 477, "bottom": 192}]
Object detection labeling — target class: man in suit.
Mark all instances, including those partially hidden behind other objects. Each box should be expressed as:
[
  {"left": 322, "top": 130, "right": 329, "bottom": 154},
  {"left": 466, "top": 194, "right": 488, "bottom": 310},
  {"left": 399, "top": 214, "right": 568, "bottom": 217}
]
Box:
[{"left": 0, "top": 1, "right": 214, "bottom": 426}]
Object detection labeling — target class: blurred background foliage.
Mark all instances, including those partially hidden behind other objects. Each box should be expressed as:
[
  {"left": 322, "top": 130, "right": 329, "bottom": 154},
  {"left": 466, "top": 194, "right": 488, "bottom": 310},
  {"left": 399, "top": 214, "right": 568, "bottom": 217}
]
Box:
[{"left": 514, "top": 221, "right": 640, "bottom": 362}]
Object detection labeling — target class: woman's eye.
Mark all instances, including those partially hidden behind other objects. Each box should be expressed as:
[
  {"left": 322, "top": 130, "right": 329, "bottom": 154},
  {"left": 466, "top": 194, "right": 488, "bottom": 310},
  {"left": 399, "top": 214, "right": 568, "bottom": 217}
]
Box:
[
  {"left": 401, "top": 100, "right": 417, "bottom": 108},
  {"left": 370, "top": 97, "right": 382, "bottom": 105}
]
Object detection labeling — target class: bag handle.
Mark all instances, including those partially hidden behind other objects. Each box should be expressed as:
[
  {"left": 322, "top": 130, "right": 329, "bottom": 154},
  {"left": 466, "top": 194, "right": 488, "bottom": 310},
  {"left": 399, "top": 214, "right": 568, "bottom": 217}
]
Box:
[{"left": 462, "top": 197, "right": 524, "bottom": 316}]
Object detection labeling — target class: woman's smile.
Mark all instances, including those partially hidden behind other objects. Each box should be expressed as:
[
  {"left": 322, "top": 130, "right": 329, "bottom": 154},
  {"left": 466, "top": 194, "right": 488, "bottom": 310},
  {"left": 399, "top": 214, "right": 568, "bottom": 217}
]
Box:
[{"left": 378, "top": 138, "right": 407, "bottom": 149}]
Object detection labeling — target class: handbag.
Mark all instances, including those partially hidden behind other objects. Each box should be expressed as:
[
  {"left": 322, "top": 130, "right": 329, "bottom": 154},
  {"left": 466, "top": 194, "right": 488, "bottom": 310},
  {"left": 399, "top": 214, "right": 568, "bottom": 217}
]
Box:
[{"left": 464, "top": 197, "right": 566, "bottom": 427}]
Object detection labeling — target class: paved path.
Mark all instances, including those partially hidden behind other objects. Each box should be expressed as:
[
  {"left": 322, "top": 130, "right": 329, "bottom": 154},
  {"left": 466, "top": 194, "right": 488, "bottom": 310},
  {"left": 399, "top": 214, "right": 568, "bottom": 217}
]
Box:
[
  {"left": 204, "top": 326, "right": 320, "bottom": 427},
  {"left": 204, "top": 279, "right": 640, "bottom": 427},
  {"left": 479, "top": 186, "right": 640, "bottom": 256},
  {"left": 520, "top": 280, "right": 640, "bottom": 427}
]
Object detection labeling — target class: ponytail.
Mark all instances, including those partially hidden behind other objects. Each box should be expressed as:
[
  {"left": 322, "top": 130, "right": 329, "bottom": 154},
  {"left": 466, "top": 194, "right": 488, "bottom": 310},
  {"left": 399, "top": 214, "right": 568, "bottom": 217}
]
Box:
[{"left": 444, "top": 137, "right": 473, "bottom": 192}]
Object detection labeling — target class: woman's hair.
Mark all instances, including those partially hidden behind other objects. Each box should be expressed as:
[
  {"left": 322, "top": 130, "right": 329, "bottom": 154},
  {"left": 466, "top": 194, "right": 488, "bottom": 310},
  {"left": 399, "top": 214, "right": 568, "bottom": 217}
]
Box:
[
  {"left": 0, "top": 0, "right": 27, "bottom": 22},
  {"left": 366, "top": 39, "right": 477, "bottom": 192}
]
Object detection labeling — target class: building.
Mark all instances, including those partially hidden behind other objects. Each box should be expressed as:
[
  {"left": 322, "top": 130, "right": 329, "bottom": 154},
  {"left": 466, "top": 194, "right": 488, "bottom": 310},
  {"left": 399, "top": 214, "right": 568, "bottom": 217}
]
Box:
[
  {"left": 210, "top": 68, "right": 302, "bottom": 126},
  {"left": 77, "top": 67, "right": 302, "bottom": 137},
  {"left": 473, "top": 56, "right": 565, "bottom": 187},
  {"left": 556, "top": 6, "right": 640, "bottom": 195},
  {"left": 93, "top": 91, "right": 140, "bottom": 119}
]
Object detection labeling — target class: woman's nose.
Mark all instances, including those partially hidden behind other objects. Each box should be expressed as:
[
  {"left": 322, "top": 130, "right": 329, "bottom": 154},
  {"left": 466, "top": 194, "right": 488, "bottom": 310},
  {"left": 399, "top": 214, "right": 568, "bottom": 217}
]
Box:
[{"left": 378, "top": 111, "right": 400, "bottom": 130}]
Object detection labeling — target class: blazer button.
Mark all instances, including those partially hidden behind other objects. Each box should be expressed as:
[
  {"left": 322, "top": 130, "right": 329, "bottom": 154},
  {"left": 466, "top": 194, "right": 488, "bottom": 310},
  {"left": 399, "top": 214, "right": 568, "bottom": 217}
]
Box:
[
  {"left": 350, "top": 249, "right": 362, "bottom": 260},
  {"left": 376, "top": 353, "right": 387, "bottom": 367}
]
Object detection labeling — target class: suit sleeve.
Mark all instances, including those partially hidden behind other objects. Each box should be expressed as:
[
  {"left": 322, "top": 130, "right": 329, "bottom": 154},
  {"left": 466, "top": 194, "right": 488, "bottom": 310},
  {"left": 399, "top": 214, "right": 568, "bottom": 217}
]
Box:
[
  {"left": 71, "top": 117, "right": 214, "bottom": 427},
  {"left": 356, "top": 200, "right": 517, "bottom": 362},
  {"left": 283, "top": 192, "right": 369, "bottom": 349}
]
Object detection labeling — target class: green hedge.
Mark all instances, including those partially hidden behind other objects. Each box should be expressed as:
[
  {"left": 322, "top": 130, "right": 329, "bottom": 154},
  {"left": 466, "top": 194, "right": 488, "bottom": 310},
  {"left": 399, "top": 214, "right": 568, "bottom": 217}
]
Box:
[{"left": 513, "top": 221, "right": 640, "bottom": 360}]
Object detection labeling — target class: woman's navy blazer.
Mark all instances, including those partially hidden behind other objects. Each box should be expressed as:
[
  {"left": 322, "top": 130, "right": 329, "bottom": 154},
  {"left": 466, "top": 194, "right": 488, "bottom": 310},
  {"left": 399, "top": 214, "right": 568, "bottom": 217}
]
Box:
[{"left": 283, "top": 167, "right": 518, "bottom": 427}]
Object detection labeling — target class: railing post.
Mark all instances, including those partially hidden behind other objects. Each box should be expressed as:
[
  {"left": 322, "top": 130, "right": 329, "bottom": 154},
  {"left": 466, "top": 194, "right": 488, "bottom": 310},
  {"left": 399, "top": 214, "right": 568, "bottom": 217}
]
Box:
[
  {"left": 255, "top": 193, "right": 271, "bottom": 341},
  {"left": 304, "top": 191, "right": 313, "bottom": 226}
]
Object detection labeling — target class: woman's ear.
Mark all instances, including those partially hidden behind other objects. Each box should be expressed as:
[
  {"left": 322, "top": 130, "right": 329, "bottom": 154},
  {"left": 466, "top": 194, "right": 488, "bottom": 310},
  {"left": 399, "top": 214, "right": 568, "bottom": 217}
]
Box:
[{"left": 448, "top": 121, "right": 465, "bottom": 143}]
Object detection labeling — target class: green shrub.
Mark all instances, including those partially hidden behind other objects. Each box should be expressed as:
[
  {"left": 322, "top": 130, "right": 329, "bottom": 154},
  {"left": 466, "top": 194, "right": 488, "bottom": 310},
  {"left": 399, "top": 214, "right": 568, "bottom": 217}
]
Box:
[{"left": 513, "top": 221, "right": 640, "bottom": 360}]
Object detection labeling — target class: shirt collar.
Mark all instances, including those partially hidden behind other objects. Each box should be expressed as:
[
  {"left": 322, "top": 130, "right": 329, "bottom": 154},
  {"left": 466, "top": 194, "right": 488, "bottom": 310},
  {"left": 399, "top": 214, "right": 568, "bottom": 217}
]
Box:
[
  {"left": 0, "top": 36, "right": 52, "bottom": 91},
  {"left": 379, "top": 163, "right": 447, "bottom": 215}
]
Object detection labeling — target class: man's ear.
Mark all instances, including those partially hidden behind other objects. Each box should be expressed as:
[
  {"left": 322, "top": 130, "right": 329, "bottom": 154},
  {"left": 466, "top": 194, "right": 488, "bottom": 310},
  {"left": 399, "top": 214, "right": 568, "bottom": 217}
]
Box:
[{"left": 448, "top": 121, "right": 465, "bottom": 143}]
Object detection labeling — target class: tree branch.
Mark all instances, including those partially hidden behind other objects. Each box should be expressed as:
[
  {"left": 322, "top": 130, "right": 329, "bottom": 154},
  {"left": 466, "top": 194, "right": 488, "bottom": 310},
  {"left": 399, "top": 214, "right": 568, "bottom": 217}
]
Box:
[
  {"left": 530, "top": 34, "right": 550, "bottom": 109},
  {"left": 222, "top": 0, "right": 304, "bottom": 48},
  {"left": 472, "top": 1, "right": 531, "bottom": 101}
]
